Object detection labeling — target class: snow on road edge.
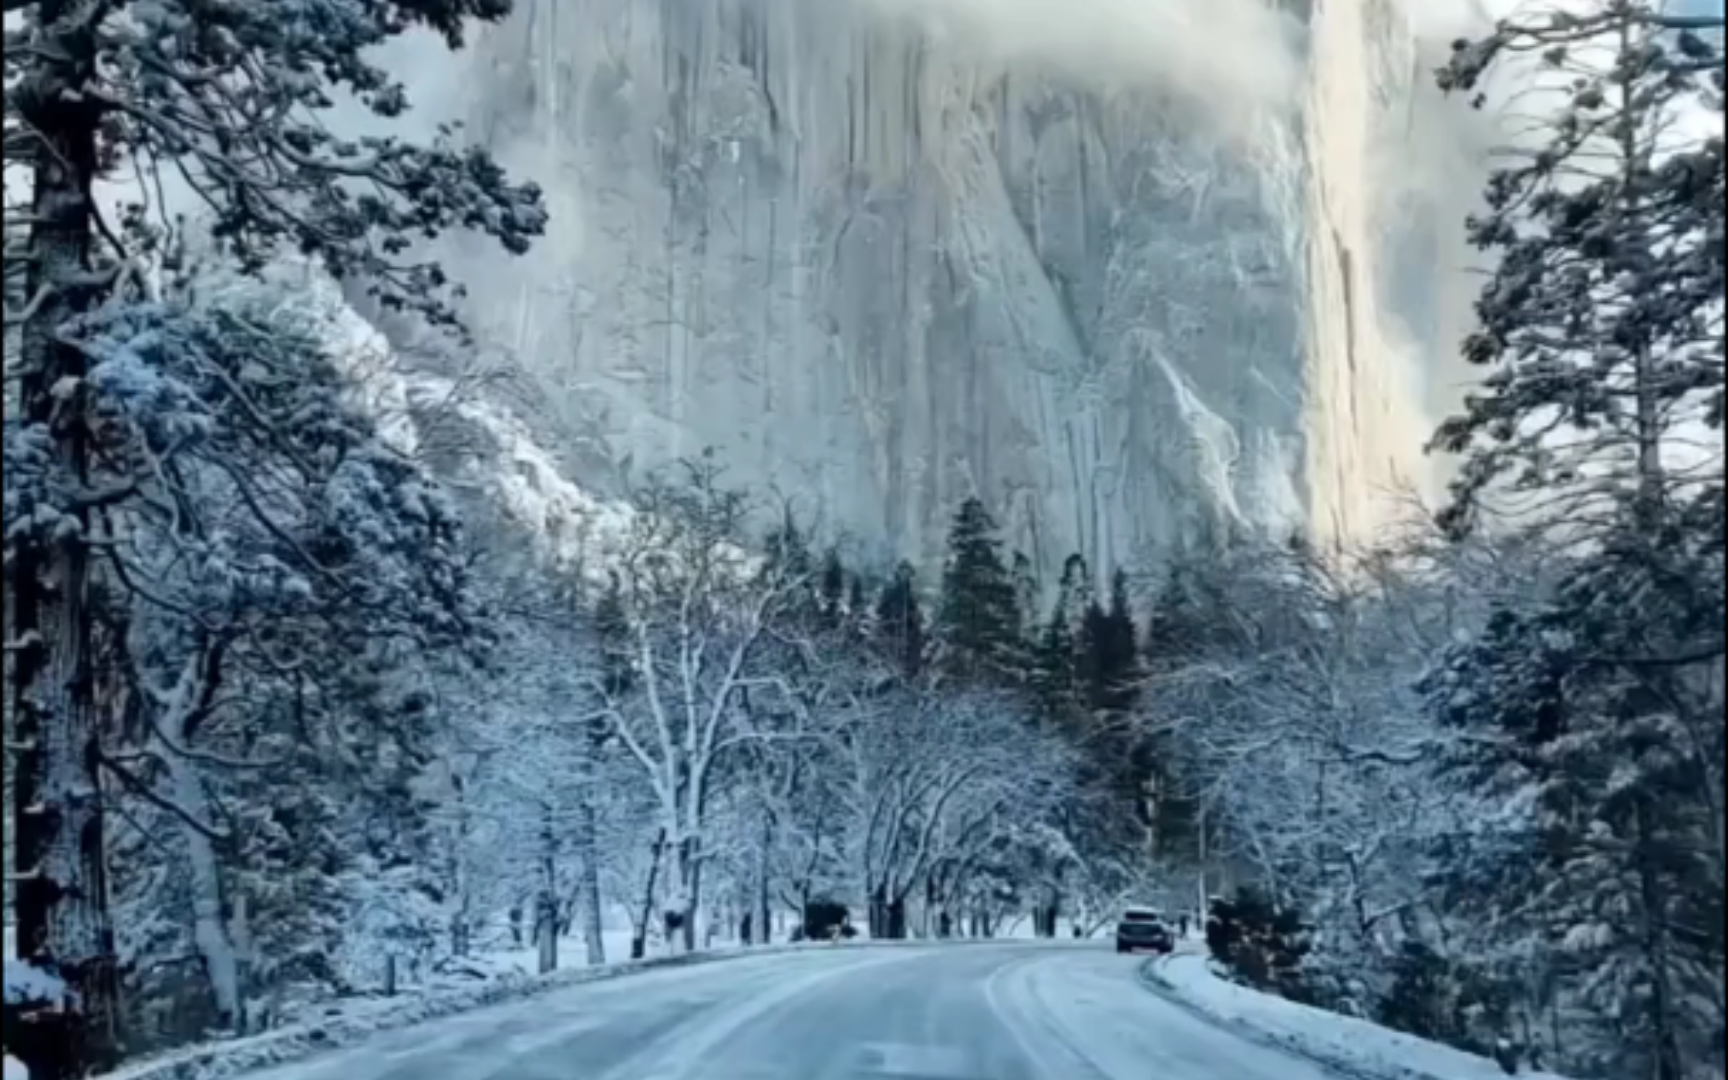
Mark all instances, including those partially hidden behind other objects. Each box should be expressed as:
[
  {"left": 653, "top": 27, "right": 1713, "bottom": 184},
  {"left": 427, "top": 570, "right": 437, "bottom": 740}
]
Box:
[
  {"left": 99, "top": 943, "right": 826, "bottom": 1080},
  {"left": 1138, "top": 953, "right": 1571, "bottom": 1080},
  {"left": 96, "top": 938, "right": 1032, "bottom": 1080}
]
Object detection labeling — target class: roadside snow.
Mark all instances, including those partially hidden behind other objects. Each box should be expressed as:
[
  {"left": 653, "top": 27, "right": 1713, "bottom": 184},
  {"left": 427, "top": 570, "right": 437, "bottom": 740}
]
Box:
[
  {"left": 3, "top": 961, "right": 66, "bottom": 1005},
  {"left": 1144, "top": 953, "right": 1573, "bottom": 1080},
  {"left": 4, "top": 1055, "right": 27, "bottom": 1080},
  {"left": 96, "top": 937, "right": 1024, "bottom": 1080},
  {"left": 98, "top": 942, "right": 827, "bottom": 1080},
  {"left": 419, "top": 927, "right": 643, "bottom": 984}
]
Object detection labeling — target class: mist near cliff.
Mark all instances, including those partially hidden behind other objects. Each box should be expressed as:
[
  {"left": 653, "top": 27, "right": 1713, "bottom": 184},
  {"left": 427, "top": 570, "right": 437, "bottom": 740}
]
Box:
[{"left": 356, "top": 0, "right": 1506, "bottom": 573}]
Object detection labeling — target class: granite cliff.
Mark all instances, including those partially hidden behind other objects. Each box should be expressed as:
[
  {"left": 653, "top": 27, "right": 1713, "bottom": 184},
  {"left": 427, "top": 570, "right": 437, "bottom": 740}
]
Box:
[{"left": 372, "top": 0, "right": 1491, "bottom": 577}]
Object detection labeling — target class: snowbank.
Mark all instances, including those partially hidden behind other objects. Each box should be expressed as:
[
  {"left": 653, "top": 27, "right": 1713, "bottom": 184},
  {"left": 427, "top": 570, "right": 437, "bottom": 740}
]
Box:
[
  {"left": 99, "top": 942, "right": 826, "bottom": 1080},
  {"left": 98, "top": 937, "right": 1031, "bottom": 1080},
  {"left": 1141, "top": 953, "right": 1572, "bottom": 1080},
  {"left": 3, "top": 960, "right": 67, "bottom": 1006}
]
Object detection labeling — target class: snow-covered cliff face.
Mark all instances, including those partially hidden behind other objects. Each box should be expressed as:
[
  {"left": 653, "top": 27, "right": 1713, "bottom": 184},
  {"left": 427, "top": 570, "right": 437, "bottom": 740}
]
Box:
[{"left": 392, "top": 0, "right": 1489, "bottom": 577}]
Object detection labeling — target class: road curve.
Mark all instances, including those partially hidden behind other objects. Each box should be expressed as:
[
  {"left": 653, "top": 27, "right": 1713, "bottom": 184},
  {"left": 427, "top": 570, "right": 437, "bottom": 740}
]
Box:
[{"left": 243, "top": 943, "right": 1338, "bottom": 1080}]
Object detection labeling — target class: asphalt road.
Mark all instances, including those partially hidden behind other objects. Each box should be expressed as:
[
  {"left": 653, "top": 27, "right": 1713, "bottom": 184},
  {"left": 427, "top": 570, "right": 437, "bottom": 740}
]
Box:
[{"left": 245, "top": 943, "right": 1339, "bottom": 1080}]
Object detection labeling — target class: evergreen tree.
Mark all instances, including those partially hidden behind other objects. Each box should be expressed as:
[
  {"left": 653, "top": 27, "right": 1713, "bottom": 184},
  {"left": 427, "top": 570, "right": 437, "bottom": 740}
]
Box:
[
  {"left": 846, "top": 573, "right": 868, "bottom": 625},
  {"left": 4, "top": 2, "right": 542, "bottom": 1072},
  {"left": 1141, "top": 562, "right": 1220, "bottom": 855},
  {"left": 934, "top": 498, "right": 1024, "bottom": 682},
  {"left": 819, "top": 547, "right": 847, "bottom": 626},
  {"left": 1011, "top": 550, "right": 1041, "bottom": 641},
  {"left": 1431, "top": 1, "right": 1723, "bottom": 538},
  {"left": 1072, "top": 569, "right": 1154, "bottom": 836},
  {"left": 1144, "top": 549, "right": 1232, "bottom": 670},
  {"left": 1030, "top": 554, "right": 1091, "bottom": 713},
  {"left": 1088, "top": 569, "right": 1141, "bottom": 717},
  {"left": 872, "top": 561, "right": 926, "bottom": 679},
  {"left": 1424, "top": 7, "right": 1725, "bottom": 1076}
]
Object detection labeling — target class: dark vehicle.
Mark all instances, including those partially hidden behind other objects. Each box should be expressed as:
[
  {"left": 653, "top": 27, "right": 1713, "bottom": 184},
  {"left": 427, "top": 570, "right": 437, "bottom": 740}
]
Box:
[{"left": 1114, "top": 907, "right": 1174, "bottom": 955}]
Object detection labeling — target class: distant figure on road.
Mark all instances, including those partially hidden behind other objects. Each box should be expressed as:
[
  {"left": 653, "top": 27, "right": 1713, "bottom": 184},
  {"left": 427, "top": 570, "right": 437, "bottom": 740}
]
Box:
[{"left": 1178, "top": 913, "right": 1190, "bottom": 937}]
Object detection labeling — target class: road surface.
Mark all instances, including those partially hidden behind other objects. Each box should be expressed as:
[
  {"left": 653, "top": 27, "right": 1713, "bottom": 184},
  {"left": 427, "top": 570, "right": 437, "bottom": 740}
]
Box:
[{"left": 245, "top": 942, "right": 1339, "bottom": 1080}]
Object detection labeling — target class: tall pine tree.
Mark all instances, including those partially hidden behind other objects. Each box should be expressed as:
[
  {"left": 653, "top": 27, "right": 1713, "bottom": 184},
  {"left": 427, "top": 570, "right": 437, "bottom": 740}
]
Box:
[
  {"left": 1031, "top": 554, "right": 1091, "bottom": 715},
  {"left": 934, "top": 498, "right": 1024, "bottom": 683},
  {"left": 1425, "top": 7, "right": 1724, "bottom": 1076},
  {"left": 872, "top": 561, "right": 927, "bottom": 679},
  {"left": 4, "top": 2, "right": 543, "bottom": 1073}
]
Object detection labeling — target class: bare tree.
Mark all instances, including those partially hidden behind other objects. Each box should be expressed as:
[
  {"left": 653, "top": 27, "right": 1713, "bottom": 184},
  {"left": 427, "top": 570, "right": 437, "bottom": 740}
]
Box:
[{"left": 584, "top": 455, "right": 812, "bottom": 952}]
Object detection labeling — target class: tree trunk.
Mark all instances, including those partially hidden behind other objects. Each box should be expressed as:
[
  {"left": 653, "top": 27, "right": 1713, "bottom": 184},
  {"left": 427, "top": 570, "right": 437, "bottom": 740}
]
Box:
[
  {"left": 1633, "top": 800, "right": 1684, "bottom": 1080},
  {"left": 536, "top": 804, "right": 558, "bottom": 974},
  {"left": 631, "top": 828, "right": 666, "bottom": 960},
  {"left": 885, "top": 899, "right": 907, "bottom": 940},
  {"left": 754, "top": 812, "right": 772, "bottom": 947},
  {"left": 576, "top": 798, "right": 605, "bottom": 966},
  {"left": 450, "top": 774, "right": 473, "bottom": 957},
  {"left": 9, "top": 7, "right": 124, "bottom": 1076},
  {"left": 535, "top": 896, "right": 558, "bottom": 975},
  {"left": 683, "top": 840, "right": 703, "bottom": 953},
  {"left": 660, "top": 826, "right": 705, "bottom": 954},
  {"left": 165, "top": 753, "right": 245, "bottom": 1031},
  {"left": 867, "top": 882, "right": 887, "bottom": 940}
]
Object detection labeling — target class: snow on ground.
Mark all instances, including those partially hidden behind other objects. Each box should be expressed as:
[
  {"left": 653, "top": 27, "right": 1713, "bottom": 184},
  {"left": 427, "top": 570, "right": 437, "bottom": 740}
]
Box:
[
  {"left": 993, "top": 947, "right": 1340, "bottom": 1080},
  {"left": 1146, "top": 952, "right": 1573, "bottom": 1080},
  {"left": 9, "top": 917, "right": 1105, "bottom": 1080},
  {"left": 3, "top": 1056, "right": 26, "bottom": 1080},
  {"left": 416, "top": 927, "right": 644, "bottom": 985},
  {"left": 201, "top": 944, "right": 1346, "bottom": 1080},
  {"left": 100, "top": 938, "right": 826, "bottom": 1080},
  {"left": 2, "top": 960, "right": 65, "bottom": 1005}
]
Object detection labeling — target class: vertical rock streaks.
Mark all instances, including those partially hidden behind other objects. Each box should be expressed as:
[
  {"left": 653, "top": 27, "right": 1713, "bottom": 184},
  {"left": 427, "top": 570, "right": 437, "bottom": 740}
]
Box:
[{"left": 431, "top": 0, "right": 1470, "bottom": 578}]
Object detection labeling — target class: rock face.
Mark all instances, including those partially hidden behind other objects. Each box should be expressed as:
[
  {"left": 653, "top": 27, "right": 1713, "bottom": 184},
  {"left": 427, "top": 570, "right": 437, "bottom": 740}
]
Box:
[{"left": 416, "top": 0, "right": 1484, "bottom": 578}]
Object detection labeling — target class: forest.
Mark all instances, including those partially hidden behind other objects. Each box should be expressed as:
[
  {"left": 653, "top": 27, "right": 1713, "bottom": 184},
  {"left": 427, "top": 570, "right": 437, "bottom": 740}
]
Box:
[{"left": 3, "top": 2, "right": 1723, "bottom": 1080}]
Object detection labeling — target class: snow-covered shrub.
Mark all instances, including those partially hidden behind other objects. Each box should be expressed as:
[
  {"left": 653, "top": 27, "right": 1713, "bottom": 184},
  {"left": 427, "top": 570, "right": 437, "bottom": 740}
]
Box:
[
  {"left": 1374, "top": 941, "right": 1519, "bottom": 1060},
  {"left": 1206, "top": 888, "right": 1323, "bottom": 1007}
]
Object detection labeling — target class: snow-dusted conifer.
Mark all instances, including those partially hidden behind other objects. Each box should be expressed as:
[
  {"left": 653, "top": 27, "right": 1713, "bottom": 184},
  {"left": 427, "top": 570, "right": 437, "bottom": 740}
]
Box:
[
  {"left": 1424, "top": 5, "right": 1725, "bottom": 1075},
  {"left": 5, "top": 0, "right": 541, "bottom": 1070}
]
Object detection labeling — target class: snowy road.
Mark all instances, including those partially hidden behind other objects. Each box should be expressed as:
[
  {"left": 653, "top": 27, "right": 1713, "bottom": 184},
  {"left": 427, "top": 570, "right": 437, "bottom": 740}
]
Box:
[{"left": 241, "top": 943, "right": 1339, "bottom": 1080}]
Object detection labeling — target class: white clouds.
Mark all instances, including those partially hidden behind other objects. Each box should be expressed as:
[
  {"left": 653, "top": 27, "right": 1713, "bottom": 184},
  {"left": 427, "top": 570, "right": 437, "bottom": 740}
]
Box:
[{"left": 858, "top": 0, "right": 1305, "bottom": 125}]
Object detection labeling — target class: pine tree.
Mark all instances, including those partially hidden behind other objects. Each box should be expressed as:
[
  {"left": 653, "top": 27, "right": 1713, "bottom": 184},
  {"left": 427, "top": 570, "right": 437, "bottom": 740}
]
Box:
[
  {"left": 934, "top": 498, "right": 1024, "bottom": 682},
  {"left": 846, "top": 574, "right": 868, "bottom": 626},
  {"left": 105, "top": 267, "right": 487, "bottom": 1034},
  {"left": 872, "top": 561, "right": 926, "bottom": 679},
  {"left": 1030, "top": 554, "right": 1091, "bottom": 714},
  {"left": 1432, "top": 1, "right": 1723, "bottom": 539},
  {"left": 1425, "top": 7, "right": 1725, "bottom": 1076},
  {"left": 1089, "top": 569, "right": 1141, "bottom": 717},
  {"left": 1141, "top": 561, "right": 1221, "bottom": 855},
  {"left": 1011, "top": 550, "right": 1041, "bottom": 642},
  {"left": 4, "top": 2, "right": 542, "bottom": 1072},
  {"left": 819, "top": 547, "right": 847, "bottom": 626},
  {"left": 1073, "top": 569, "right": 1157, "bottom": 839}
]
